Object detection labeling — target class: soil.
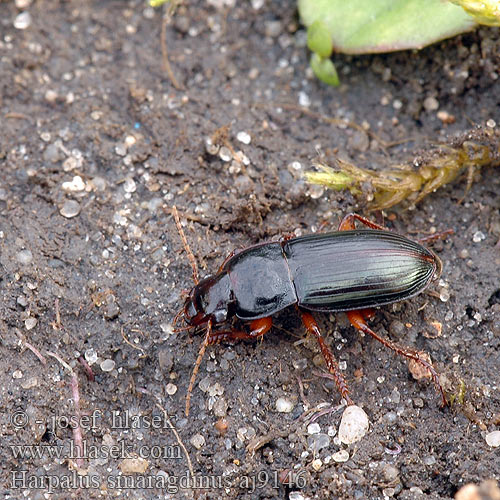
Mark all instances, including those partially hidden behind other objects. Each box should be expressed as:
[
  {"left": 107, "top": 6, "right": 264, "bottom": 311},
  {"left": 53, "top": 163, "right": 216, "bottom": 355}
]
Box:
[{"left": 1, "top": 1, "right": 499, "bottom": 499}]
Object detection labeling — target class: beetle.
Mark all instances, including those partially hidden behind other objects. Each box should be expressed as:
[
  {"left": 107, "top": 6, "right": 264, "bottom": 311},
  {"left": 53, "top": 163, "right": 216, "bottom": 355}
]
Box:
[{"left": 172, "top": 209, "right": 448, "bottom": 415}]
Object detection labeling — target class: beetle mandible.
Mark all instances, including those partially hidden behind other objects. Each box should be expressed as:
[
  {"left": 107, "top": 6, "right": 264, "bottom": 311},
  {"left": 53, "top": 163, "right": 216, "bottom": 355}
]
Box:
[{"left": 172, "top": 208, "right": 448, "bottom": 415}]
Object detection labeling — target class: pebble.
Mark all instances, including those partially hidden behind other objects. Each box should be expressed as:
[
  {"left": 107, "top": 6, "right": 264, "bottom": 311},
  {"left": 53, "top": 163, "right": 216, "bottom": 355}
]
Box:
[
  {"left": 84, "top": 348, "right": 98, "bottom": 365},
  {"left": 236, "top": 131, "right": 251, "bottom": 144},
  {"left": 100, "top": 359, "right": 116, "bottom": 372},
  {"left": 332, "top": 449, "right": 350, "bottom": 462},
  {"left": 485, "top": 430, "right": 500, "bottom": 447},
  {"left": 190, "top": 433, "right": 205, "bottom": 449},
  {"left": 311, "top": 458, "right": 322, "bottom": 471},
  {"left": 219, "top": 147, "right": 232, "bottom": 162},
  {"left": 15, "top": 0, "right": 33, "bottom": 8},
  {"left": 12, "top": 370, "right": 23, "bottom": 379},
  {"left": 123, "top": 178, "right": 137, "bottom": 193},
  {"left": 307, "top": 422, "right": 321, "bottom": 435},
  {"left": 25, "top": 317, "right": 37, "bottom": 330},
  {"left": 472, "top": 231, "right": 485, "bottom": 243},
  {"left": 14, "top": 11, "right": 31, "bottom": 29},
  {"left": 275, "top": 397, "right": 294, "bottom": 413},
  {"left": 423, "top": 96, "right": 439, "bottom": 111},
  {"left": 16, "top": 249, "right": 33, "bottom": 265},
  {"left": 62, "top": 176, "right": 85, "bottom": 191},
  {"left": 165, "top": 383, "right": 177, "bottom": 395},
  {"left": 338, "top": 405, "right": 369, "bottom": 444},
  {"left": 21, "top": 376, "right": 38, "bottom": 389},
  {"left": 213, "top": 397, "right": 228, "bottom": 417},
  {"left": 60, "top": 200, "right": 81, "bottom": 218}
]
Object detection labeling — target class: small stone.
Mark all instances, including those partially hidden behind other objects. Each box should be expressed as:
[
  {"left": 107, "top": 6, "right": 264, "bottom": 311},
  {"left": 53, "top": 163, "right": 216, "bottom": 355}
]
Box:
[
  {"left": 423, "top": 96, "right": 439, "bottom": 111},
  {"left": 21, "top": 376, "right": 38, "bottom": 389},
  {"left": 62, "top": 176, "right": 85, "bottom": 191},
  {"left": 307, "top": 422, "right": 321, "bottom": 435},
  {"left": 486, "top": 119, "right": 496, "bottom": 128},
  {"left": 115, "top": 144, "right": 127, "bottom": 156},
  {"left": 439, "top": 288, "right": 450, "bottom": 302},
  {"left": 338, "top": 405, "right": 369, "bottom": 444},
  {"left": 219, "top": 147, "right": 232, "bottom": 162},
  {"left": 166, "top": 383, "right": 177, "bottom": 395},
  {"left": 100, "top": 359, "right": 116, "bottom": 372},
  {"left": 408, "top": 351, "right": 433, "bottom": 380},
  {"left": 119, "top": 457, "right": 149, "bottom": 474},
  {"left": 213, "top": 397, "right": 228, "bottom": 417},
  {"left": 123, "top": 178, "right": 137, "bottom": 193},
  {"left": 190, "top": 433, "right": 205, "bottom": 449},
  {"left": 84, "top": 348, "right": 98, "bottom": 365},
  {"left": 275, "top": 397, "right": 294, "bottom": 413},
  {"left": 15, "top": 0, "right": 33, "bottom": 8},
  {"left": 16, "top": 249, "right": 33, "bottom": 265},
  {"left": 485, "top": 430, "right": 500, "bottom": 447},
  {"left": 311, "top": 458, "right": 322, "bottom": 471},
  {"left": 12, "top": 370, "right": 23, "bottom": 379},
  {"left": 332, "top": 449, "right": 349, "bottom": 462},
  {"left": 60, "top": 200, "right": 81, "bottom": 218},
  {"left": 236, "top": 131, "right": 251, "bottom": 144},
  {"left": 298, "top": 91, "right": 311, "bottom": 107},
  {"left": 473, "top": 231, "right": 485, "bottom": 243},
  {"left": 25, "top": 317, "right": 37, "bottom": 330},
  {"left": 14, "top": 11, "right": 31, "bottom": 29}
]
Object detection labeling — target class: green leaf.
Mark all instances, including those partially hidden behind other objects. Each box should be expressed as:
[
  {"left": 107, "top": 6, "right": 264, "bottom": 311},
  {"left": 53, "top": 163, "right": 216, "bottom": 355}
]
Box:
[
  {"left": 307, "top": 20, "right": 333, "bottom": 59},
  {"left": 310, "top": 53, "right": 340, "bottom": 87},
  {"left": 298, "top": 0, "right": 477, "bottom": 54}
]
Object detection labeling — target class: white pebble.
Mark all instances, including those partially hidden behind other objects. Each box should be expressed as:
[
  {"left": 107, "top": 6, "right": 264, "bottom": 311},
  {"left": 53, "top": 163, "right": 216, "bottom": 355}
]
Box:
[
  {"left": 307, "top": 422, "right": 320, "bottom": 435},
  {"left": 190, "top": 433, "right": 205, "bottom": 449},
  {"left": 236, "top": 131, "right": 251, "bottom": 144},
  {"left": 62, "top": 175, "right": 85, "bottom": 191},
  {"left": 166, "top": 383, "right": 177, "bottom": 395},
  {"left": 25, "top": 317, "right": 37, "bottom": 330},
  {"left": 472, "top": 231, "right": 485, "bottom": 243},
  {"left": 485, "top": 430, "right": 500, "bottom": 447},
  {"left": 12, "top": 370, "right": 23, "bottom": 379},
  {"left": 332, "top": 449, "right": 350, "bottom": 462},
  {"left": 123, "top": 178, "right": 137, "bottom": 193},
  {"left": 100, "top": 359, "right": 116, "bottom": 372},
  {"left": 16, "top": 0, "right": 33, "bottom": 8},
  {"left": 311, "top": 458, "right": 322, "bottom": 471},
  {"left": 84, "top": 348, "right": 98, "bottom": 365},
  {"left": 14, "top": 12, "right": 31, "bottom": 30},
  {"left": 338, "top": 405, "right": 369, "bottom": 444},
  {"left": 60, "top": 200, "right": 81, "bottom": 218},
  {"left": 275, "top": 397, "right": 294, "bottom": 413}
]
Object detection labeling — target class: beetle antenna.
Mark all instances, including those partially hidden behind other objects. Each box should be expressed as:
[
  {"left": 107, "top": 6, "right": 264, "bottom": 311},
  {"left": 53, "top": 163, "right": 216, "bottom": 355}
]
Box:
[
  {"left": 172, "top": 205, "right": 199, "bottom": 285},
  {"left": 185, "top": 320, "right": 211, "bottom": 416}
]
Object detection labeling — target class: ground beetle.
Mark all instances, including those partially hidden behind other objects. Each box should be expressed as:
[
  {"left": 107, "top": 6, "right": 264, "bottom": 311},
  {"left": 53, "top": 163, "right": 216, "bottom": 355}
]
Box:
[{"left": 172, "top": 209, "right": 447, "bottom": 415}]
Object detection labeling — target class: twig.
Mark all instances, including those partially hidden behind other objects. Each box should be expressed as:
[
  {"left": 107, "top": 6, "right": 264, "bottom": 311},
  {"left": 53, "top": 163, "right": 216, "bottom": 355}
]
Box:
[
  {"left": 161, "top": 2, "right": 184, "bottom": 90},
  {"left": 46, "top": 351, "right": 84, "bottom": 469},
  {"left": 70, "top": 373, "right": 84, "bottom": 468},
  {"left": 121, "top": 327, "right": 146, "bottom": 355},
  {"left": 77, "top": 356, "right": 95, "bottom": 382},
  {"left": 16, "top": 332, "right": 47, "bottom": 365}
]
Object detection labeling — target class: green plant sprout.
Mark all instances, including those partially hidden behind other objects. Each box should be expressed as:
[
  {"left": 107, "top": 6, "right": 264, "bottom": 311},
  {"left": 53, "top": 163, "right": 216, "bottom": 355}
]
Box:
[
  {"left": 305, "top": 127, "right": 500, "bottom": 211},
  {"left": 299, "top": 0, "right": 499, "bottom": 86}
]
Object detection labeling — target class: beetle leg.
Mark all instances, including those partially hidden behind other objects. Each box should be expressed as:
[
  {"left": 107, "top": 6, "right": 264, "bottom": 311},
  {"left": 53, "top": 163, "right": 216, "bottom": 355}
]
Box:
[
  {"left": 416, "top": 229, "right": 454, "bottom": 246},
  {"left": 185, "top": 318, "right": 272, "bottom": 416},
  {"left": 338, "top": 212, "right": 388, "bottom": 231},
  {"left": 300, "top": 310, "right": 354, "bottom": 405},
  {"left": 207, "top": 317, "right": 273, "bottom": 344},
  {"left": 347, "top": 310, "right": 447, "bottom": 406}
]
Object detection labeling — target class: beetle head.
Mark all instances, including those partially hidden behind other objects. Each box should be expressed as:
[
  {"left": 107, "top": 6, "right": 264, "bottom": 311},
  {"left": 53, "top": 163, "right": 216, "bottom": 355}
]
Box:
[{"left": 183, "top": 273, "right": 232, "bottom": 327}]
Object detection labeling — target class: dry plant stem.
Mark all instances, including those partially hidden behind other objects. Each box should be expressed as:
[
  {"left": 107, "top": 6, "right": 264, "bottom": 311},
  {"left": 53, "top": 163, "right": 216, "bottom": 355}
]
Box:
[
  {"left": 71, "top": 373, "right": 84, "bottom": 468},
  {"left": 172, "top": 206, "right": 199, "bottom": 285},
  {"left": 161, "top": 2, "right": 184, "bottom": 90}
]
